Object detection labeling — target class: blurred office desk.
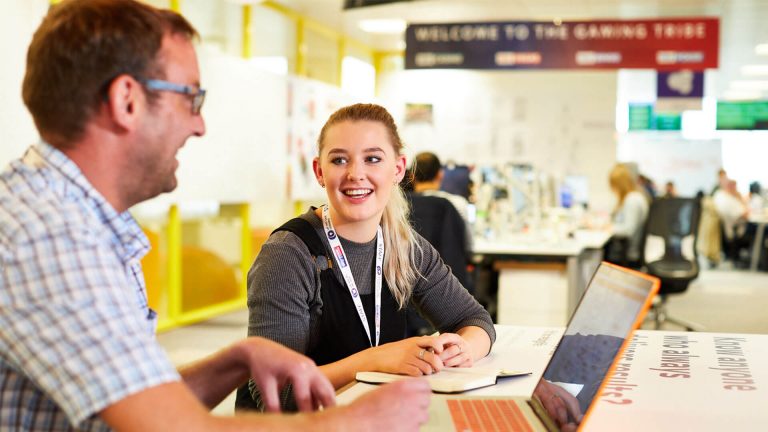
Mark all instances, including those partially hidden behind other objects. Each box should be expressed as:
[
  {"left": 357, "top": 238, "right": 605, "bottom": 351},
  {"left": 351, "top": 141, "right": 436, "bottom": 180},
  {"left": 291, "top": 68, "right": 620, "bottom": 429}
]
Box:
[
  {"left": 749, "top": 213, "right": 768, "bottom": 271},
  {"left": 473, "top": 229, "right": 610, "bottom": 326}
]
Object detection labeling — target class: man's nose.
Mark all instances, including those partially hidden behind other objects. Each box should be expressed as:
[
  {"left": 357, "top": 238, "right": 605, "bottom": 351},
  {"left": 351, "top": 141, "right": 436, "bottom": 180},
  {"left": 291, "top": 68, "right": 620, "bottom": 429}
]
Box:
[{"left": 192, "top": 112, "right": 206, "bottom": 137}]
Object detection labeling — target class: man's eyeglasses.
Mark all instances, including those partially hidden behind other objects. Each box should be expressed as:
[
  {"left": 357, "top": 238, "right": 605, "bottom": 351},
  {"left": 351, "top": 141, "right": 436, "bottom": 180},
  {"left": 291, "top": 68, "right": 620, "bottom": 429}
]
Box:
[{"left": 138, "top": 78, "right": 206, "bottom": 115}]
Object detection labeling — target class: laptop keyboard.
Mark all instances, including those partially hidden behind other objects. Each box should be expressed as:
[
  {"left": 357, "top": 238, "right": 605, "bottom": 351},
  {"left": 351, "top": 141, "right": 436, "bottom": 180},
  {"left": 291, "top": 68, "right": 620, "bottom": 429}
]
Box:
[{"left": 446, "top": 399, "right": 533, "bottom": 432}]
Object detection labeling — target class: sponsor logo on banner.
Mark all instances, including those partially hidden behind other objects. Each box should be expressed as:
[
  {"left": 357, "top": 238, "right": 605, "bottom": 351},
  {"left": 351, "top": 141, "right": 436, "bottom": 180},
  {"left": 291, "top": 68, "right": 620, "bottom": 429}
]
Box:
[
  {"left": 327, "top": 230, "right": 337, "bottom": 240},
  {"left": 334, "top": 246, "right": 348, "bottom": 267}
]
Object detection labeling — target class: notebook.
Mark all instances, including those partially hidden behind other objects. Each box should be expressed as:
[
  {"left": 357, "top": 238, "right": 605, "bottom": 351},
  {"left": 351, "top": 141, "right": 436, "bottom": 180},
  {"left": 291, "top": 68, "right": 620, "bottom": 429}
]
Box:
[
  {"left": 423, "top": 261, "right": 659, "bottom": 432},
  {"left": 356, "top": 367, "right": 531, "bottom": 393}
]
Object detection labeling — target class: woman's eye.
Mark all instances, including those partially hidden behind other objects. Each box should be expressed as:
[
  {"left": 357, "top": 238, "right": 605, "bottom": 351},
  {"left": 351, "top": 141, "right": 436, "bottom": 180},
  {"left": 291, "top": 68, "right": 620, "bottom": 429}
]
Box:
[
  {"left": 366, "top": 156, "right": 382, "bottom": 163},
  {"left": 331, "top": 157, "right": 347, "bottom": 165}
]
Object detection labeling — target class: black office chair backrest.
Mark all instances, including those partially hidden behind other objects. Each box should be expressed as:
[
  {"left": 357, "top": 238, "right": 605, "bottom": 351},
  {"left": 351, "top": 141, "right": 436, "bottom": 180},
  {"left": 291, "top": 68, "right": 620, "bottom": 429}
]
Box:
[
  {"left": 645, "top": 198, "right": 701, "bottom": 260},
  {"left": 642, "top": 197, "right": 701, "bottom": 285}
]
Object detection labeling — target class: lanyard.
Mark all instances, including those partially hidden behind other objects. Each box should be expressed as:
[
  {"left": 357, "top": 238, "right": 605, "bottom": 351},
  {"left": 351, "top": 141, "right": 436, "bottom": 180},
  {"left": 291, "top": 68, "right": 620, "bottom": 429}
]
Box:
[{"left": 321, "top": 205, "right": 383, "bottom": 347}]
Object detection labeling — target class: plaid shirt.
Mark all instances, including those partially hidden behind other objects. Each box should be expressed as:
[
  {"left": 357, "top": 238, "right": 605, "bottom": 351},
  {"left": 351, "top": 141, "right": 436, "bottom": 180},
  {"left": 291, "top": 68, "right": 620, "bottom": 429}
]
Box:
[{"left": 0, "top": 142, "right": 180, "bottom": 431}]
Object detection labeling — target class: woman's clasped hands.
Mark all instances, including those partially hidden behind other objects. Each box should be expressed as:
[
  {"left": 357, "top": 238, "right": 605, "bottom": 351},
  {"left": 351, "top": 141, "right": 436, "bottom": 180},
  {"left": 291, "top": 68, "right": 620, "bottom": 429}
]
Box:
[{"left": 370, "top": 333, "right": 474, "bottom": 377}]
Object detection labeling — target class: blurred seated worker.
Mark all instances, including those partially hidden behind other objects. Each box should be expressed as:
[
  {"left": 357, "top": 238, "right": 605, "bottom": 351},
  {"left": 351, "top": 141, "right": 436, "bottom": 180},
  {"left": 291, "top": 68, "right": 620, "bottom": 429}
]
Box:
[
  {"left": 411, "top": 151, "right": 473, "bottom": 250},
  {"left": 662, "top": 180, "right": 677, "bottom": 198},
  {"left": 697, "top": 194, "right": 723, "bottom": 268},
  {"left": 408, "top": 153, "right": 476, "bottom": 336},
  {"left": 748, "top": 181, "right": 765, "bottom": 214},
  {"left": 713, "top": 179, "right": 752, "bottom": 265},
  {"left": 637, "top": 173, "right": 657, "bottom": 202},
  {"left": 603, "top": 164, "right": 649, "bottom": 268},
  {"left": 0, "top": 1, "right": 431, "bottom": 431},
  {"left": 405, "top": 192, "right": 473, "bottom": 336},
  {"left": 711, "top": 168, "right": 728, "bottom": 195}
]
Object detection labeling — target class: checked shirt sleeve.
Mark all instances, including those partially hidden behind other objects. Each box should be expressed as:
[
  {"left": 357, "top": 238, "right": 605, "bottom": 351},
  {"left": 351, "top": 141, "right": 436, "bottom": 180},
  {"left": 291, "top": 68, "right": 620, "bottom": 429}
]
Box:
[{"left": 0, "top": 221, "right": 180, "bottom": 427}]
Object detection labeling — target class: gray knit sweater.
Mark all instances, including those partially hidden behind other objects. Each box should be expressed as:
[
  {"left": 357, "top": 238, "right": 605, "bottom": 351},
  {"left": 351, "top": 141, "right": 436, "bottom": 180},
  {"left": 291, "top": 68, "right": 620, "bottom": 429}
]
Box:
[{"left": 246, "top": 209, "right": 495, "bottom": 357}]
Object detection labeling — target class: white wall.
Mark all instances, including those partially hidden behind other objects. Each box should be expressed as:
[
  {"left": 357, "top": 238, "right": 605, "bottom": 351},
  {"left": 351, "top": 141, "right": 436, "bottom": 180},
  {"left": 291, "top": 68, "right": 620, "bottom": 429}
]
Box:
[
  {"left": 379, "top": 70, "right": 619, "bottom": 212},
  {"left": 617, "top": 134, "right": 722, "bottom": 197},
  {"left": 0, "top": 0, "right": 47, "bottom": 167},
  {"left": 154, "top": 46, "right": 292, "bottom": 227}
]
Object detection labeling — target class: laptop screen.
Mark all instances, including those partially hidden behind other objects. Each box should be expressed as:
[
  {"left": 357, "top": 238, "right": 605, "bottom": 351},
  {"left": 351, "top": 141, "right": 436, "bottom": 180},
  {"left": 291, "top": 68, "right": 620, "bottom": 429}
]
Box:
[{"left": 533, "top": 262, "right": 658, "bottom": 429}]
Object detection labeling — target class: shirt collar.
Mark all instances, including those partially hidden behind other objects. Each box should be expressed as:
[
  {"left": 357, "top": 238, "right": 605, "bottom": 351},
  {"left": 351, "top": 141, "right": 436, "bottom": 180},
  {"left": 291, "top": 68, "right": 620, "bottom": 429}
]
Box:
[{"left": 31, "top": 141, "right": 149, "bottom": 261}]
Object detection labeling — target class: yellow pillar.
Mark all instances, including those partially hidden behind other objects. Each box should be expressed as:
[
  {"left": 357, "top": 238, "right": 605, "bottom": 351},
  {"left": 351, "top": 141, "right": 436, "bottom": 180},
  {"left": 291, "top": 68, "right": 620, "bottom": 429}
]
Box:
[
  {"left": 169, "top": 0, "right": 181, "bottom": 13},
  {"left": 167, "top": 204, "right": 182, "bottom": 323},
  {"left": 296, "top": 18, "right": 306, "bottom": 76},
  {"left": 373, "top": 52, "right": 384, "bottom": 97},
  {"left": 240, "top": 203, "right": 252, "bottom": 298},
  {"left": 242, "top": 4, "right": 253, "bottom": 58},
  {"left": 337, "top": 38, "right": 346, "bottom": 88}
]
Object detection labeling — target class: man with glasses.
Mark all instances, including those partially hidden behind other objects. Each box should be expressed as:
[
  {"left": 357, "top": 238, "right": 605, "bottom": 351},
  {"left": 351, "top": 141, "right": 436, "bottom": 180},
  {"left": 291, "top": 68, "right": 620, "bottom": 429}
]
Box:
[{"left": 0, "top": 0, "right": 430, "bottom": 430}]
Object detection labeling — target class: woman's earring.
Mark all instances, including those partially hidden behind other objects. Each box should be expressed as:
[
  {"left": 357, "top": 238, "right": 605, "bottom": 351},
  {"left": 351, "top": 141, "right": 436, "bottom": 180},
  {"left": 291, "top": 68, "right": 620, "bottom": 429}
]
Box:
[{"left": 320, "top": 183, "right": 326, "bottom": 188}]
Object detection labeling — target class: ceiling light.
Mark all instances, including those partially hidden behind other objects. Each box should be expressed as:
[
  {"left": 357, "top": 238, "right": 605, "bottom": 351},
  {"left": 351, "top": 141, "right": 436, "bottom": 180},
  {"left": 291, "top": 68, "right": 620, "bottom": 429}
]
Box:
[
  {"left": 742, "top": 65, "right": 768, "bottom": 76},
  {"left": 730, "top": 80, "right": 768, "bottom": 91},
  {"left": 358, "top": 19, "right": 407, "bottom": 34},
  {"left": 757, "top": 43, "right": 768, "bottom": 55}
]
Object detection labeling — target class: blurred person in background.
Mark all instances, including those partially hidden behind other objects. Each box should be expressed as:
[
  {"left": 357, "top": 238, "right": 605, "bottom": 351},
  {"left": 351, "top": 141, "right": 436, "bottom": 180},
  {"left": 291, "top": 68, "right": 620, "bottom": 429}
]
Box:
[{"left": 604, "top": 164, "right": 649, "bottom": 267}]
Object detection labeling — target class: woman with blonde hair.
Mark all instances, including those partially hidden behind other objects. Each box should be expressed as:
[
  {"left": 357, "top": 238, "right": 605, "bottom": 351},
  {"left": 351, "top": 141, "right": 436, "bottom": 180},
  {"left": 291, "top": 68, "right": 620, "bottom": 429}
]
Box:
[
  {"left": 607, "top": 163, "right": 649, "bottom": 265},
  {"left": 241, "top": 103, "right": 494, "bottom": 410}
]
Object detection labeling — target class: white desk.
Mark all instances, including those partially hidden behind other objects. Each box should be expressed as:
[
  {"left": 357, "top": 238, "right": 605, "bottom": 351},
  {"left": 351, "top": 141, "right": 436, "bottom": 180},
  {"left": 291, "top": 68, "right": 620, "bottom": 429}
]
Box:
[
  {"left": 749, "top": 213, "right": 768, "bottom": 271},
  {"left": 338, "top": 326, "right": 768, "bottom": 432},
  {"left": 473, "top": 230, "right": 610, "bottom": 326},
  {"left": 588, "top": 329, "right": 768, "bottom": 431}
]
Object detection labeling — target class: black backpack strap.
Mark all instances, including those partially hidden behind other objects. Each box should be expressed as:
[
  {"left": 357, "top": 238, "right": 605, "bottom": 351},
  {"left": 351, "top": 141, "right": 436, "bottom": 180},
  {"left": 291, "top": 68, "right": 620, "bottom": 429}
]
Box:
[{"left": 273, "top": 218, "right": 333, "bottom": 270}]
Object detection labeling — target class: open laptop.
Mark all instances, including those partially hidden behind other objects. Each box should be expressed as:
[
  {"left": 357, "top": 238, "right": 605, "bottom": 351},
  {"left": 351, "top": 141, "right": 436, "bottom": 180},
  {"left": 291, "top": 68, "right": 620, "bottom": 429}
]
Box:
[{"left": 424, "top": 261, "right": 659, "bottom": 432}]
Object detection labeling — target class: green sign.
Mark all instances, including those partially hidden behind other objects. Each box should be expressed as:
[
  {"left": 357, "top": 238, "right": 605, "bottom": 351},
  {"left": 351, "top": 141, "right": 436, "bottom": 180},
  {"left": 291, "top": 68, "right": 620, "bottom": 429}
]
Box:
[
  {"left": 628, "top": 104, "right": 653, "bottom": 131},
  {"left": 716, "top": 101, "right": 768, "bottom": 130},
  {"left": 628, "top": 104, "right": 681, "bottom": 131},
  {"left": 655, "top": 113, "right": 682, "bottom": 131}
]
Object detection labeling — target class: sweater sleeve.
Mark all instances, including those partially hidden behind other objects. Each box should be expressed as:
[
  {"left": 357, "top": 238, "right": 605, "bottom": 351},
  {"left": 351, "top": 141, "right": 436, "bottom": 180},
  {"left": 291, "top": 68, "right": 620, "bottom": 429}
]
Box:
[
  {"left": 245, "top": 230, "right": 321, "bottom": 411},
  {"left": 246, "top": 230, "right": 318, "bottom": 353},
  {"left": 410, "top": 235, "right": 496, "bottom": 344}
]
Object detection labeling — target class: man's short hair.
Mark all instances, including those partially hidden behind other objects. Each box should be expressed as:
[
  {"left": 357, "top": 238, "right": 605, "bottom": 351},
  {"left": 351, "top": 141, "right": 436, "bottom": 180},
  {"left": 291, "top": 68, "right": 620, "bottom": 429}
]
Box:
[
  {"left": 412, "top": 152, "right": 442, "bottom": 183},
  {"left": 22, "top": 0, "right": 197, "bottom": 147}
]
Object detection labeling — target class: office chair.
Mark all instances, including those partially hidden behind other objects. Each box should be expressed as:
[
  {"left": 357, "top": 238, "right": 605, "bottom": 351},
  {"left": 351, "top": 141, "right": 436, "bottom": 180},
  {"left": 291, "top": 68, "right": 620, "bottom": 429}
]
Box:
[{"left": 641, "top": 197, "right": 703, "bottom": 331}]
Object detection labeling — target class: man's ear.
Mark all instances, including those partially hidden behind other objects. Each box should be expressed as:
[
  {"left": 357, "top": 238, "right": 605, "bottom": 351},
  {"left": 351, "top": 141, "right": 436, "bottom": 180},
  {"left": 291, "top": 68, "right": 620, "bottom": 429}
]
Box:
[{"left": 105, "top": 74, "right": 144, "bottom": 132}]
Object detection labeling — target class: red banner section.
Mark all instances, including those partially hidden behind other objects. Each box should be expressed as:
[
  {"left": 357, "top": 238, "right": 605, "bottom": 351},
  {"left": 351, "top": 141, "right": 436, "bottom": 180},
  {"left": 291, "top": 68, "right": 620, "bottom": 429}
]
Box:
[{"left": 405, "top": 18, "right": 719, "bottom": 70}]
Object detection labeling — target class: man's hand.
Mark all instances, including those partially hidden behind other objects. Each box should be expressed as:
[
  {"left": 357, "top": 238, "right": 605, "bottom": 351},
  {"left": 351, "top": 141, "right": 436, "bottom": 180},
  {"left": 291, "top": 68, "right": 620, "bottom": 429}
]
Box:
[
  {"left": 235, "top": 337, "right": 335, "bottom": 412},
  {"left": 335, "top": 379, "right": 432, "bottom": 432},
  {"left": 533, "top": 379, "right": 583, "bottom": 431}
]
